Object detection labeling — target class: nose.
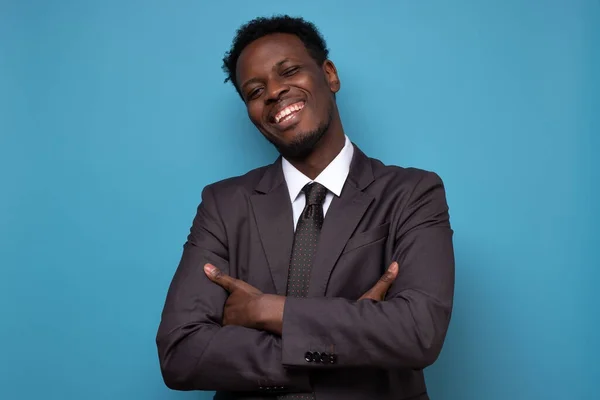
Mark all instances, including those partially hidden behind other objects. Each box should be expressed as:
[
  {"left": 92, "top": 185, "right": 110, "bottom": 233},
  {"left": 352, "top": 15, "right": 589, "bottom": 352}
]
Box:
[{"left": 265, "top": 78, "right": 289, "bottom": 104}]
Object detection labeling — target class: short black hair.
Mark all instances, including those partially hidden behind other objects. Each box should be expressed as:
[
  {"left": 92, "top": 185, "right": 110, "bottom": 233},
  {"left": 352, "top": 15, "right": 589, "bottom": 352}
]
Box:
[{"left": 222, "top": 15, "right": 330, "bottom": 95}]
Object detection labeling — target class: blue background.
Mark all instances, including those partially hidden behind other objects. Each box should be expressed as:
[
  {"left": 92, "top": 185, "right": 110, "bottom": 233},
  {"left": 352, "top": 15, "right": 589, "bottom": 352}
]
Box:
[{"left": 1, "top": 1, "right": 598, "bottom": 399}]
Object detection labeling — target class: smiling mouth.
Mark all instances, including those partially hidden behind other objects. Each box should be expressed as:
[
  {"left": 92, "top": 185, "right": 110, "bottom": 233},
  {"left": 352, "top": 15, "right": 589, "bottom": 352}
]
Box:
[{"left": 274, "top": 101, "right": 305, "bottom": 124}]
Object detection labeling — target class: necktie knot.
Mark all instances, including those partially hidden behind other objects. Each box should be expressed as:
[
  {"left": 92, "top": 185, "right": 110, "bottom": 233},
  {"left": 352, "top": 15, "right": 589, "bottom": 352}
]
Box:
[{"left": 303, "top": 182, "right": 328, "bottom": 206}]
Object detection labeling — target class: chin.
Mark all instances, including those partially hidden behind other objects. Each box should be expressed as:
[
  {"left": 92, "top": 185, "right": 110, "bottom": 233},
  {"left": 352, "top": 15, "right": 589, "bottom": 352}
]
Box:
[
  {"left": 269, "top": 126, "right": 328, "bottom": 160},
  {"left": 262, "top": 104, "right": 333, "bottom": 160}
]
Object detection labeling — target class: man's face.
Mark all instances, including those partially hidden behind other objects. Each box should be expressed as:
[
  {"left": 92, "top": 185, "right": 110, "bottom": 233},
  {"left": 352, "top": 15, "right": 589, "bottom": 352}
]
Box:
[{"left": 236, "top": 33, "right": 340, "bottom": 159}]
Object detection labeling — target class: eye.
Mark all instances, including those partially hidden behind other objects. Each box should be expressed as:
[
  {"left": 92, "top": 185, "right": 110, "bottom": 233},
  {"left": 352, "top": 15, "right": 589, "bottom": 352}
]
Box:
[
  {"left": 282, "top": 66, "right": 300, "bottom": 77},
  {"left": 247, "top": 87, "right": 263, "bottom": 101}
]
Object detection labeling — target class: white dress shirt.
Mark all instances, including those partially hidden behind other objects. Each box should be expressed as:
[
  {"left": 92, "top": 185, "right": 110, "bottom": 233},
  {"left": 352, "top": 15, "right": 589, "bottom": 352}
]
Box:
[{"left": 282, "top": 135, "right": 354, "bottom": 230}]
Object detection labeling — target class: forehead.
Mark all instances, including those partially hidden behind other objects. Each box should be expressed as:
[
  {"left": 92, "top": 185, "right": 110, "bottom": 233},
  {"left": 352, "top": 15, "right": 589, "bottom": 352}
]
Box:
[{"left": 236, "top": 33, "right": 314, "bottom": 83}]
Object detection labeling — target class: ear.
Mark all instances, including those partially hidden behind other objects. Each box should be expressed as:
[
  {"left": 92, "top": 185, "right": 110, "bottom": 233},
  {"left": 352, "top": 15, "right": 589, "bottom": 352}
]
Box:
[{"left": 322, "top": 60, "right": 340, "bottom": 93}]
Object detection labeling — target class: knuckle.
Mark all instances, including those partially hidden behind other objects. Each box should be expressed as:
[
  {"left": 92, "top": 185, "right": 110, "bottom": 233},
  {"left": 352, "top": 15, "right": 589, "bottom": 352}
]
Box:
[{"left": 213, "top": 270, "right": 224, "bottom": 280}]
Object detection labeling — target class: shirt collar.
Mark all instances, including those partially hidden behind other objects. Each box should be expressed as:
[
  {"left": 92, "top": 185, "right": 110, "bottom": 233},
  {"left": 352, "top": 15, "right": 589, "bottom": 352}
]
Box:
[{"left": 281, "top": 135, "right": 354, "bottom": 203}]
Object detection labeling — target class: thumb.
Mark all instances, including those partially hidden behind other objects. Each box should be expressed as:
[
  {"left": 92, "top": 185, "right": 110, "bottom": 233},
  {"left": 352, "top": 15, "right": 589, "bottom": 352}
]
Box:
[
  {"left": 203, "top": 263, "right": 235, "bottom": 292},
  {"left": 382, "top": 261, "right": 399, "bottom": 282},
  {"left": 364, "top": 261, "right": 399, "bottom": 300},
  {"left": 377, "top": 261, "right": 399, "bottom": 289},
  {"left": 203, "top": 263, "right": 220, "bottom": 279}
]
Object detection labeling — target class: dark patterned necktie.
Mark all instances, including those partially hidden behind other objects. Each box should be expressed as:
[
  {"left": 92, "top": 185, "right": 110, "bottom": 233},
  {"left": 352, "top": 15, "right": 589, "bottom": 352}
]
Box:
[
  {"left": 279, "top": 182, "right": 328, "bottom": 400},
  {"left": 286, "top": 182, "right": 328, "bottom": 298}
]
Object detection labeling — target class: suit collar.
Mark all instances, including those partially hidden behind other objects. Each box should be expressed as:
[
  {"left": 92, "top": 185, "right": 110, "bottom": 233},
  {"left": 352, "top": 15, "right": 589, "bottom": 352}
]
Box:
[
  {"left": 254, "top": 157, "right": 285, "bottom": 194},
  {"left": 346, "top": 144, "right": 374, "bottom": 191},
  {"left": 254, "top": 142, "right": 373, "bottom": 195}
]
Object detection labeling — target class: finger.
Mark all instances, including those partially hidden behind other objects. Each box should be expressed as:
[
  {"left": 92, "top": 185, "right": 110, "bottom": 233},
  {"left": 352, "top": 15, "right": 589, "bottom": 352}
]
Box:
[
  {"left": 204, "top": 263, "right": 237, "bottom": 292},
  {"left": 380, "top": 261, "right": 399, "bottom": 283},
  {"left": 370, "top": 262, "right": 399, "bottom": 295},
  {"left": 358, "top": 262, "right": 399, "bottom": 300}
]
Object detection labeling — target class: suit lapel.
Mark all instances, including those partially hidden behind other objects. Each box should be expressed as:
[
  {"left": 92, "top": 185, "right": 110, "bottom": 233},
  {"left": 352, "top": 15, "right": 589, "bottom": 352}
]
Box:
[
  {"left": 250, "top": 158, "right": 294, "bottom": 295},
  {"left": 250, "top": 145, "right": 375, "bottom": 297},
  {"left": 308, "top": 145, "right": 375, "bottom": 297}
]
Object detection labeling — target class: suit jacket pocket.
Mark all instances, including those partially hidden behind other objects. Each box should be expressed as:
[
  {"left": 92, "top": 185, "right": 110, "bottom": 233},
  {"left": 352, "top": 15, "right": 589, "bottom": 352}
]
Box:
[{"left": 342, "top": 222, "right": 390, "bottom": 254}]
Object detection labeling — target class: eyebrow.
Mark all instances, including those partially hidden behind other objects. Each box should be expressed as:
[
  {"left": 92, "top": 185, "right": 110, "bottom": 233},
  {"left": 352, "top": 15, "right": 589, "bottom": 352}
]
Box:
[{"left": 240, "top": 58, "right": 293, "bottom": 91}]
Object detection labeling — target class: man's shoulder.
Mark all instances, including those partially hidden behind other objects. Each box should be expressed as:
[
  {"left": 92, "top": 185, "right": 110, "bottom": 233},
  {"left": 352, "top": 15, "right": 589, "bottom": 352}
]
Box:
[
  {"left": 368, "top": 155, "right": 443, "bottom": 187},
  {"left": 364, "top": 156, "right": 448, "bottom": 213},
  {"left": 202, "top": 163, "right": 273, "bottom": 198}
]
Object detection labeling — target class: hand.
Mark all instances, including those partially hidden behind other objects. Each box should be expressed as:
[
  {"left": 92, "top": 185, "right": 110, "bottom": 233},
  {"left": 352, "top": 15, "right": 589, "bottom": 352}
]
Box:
[
  {"left": 204, "top": 263, "right": 263, "bottom": 328},
  {"left": 358, "top": 261, "right": 399, "bottom": 301},
  {"left": 204, "top": 264, "right": 285, "bottom": 334}
]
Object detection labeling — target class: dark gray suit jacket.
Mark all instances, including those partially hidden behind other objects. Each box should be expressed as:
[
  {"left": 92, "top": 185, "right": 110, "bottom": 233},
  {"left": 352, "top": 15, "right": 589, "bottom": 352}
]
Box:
[{"left": 156, "top": 145, "right": 455, "bottom": 400}]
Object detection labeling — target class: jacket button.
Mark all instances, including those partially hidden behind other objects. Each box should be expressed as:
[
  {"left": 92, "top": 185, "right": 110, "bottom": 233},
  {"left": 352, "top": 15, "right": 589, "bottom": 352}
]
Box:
[
  {"left": 312, "top": 351, "right": 321, "bottom": 363},
  {"left": 319, "top": 352, "right": 329, "bottom": 363},
  {"left": 304, "top": 351, "right": 314, "bottom": 362}
]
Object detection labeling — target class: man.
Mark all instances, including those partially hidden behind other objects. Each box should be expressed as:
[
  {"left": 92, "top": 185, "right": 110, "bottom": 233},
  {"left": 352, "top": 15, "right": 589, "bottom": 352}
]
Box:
[{"left": 156, "top": 15, "right": 455, "bottom": 400}]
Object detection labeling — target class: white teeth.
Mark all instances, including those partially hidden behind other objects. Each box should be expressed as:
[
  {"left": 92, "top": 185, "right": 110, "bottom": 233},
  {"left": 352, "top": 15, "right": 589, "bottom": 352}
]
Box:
[{"left": 275, "top": 102, "right": 304, "bottom": 123}]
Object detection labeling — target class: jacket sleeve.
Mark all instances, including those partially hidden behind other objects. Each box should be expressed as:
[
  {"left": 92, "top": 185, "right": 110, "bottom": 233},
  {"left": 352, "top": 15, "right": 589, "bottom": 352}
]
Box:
[
  {"left": 280, "top": 171, "right": 455, "bottom": 370},
  {"left": 156, "top": 185, "right": 311, "bottom": 392}
]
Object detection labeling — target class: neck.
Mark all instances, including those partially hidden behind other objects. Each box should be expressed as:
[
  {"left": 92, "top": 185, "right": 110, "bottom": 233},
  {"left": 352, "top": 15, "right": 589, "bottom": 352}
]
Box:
[{"left": 286, "top": 116, "right": 346, "bottom": 180}]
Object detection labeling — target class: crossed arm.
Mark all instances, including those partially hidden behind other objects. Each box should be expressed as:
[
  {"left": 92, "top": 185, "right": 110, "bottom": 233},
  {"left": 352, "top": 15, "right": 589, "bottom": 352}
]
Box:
[
  {"left": 156, "top": 171, "right": 455, "bottom": 391},
  {"left": 202, "top": 261, "right": 399, "bottom": 336}
]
